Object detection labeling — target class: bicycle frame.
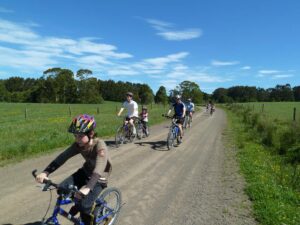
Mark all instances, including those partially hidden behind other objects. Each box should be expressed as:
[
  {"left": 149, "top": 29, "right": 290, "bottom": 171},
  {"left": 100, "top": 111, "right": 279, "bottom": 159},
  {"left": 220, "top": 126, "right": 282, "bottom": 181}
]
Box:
[
  {"left": 44, "top": 194, "right": 115, "bottom": 225},
  {"left": 170, "top": 119, "right": 180, "bottom": 138}
]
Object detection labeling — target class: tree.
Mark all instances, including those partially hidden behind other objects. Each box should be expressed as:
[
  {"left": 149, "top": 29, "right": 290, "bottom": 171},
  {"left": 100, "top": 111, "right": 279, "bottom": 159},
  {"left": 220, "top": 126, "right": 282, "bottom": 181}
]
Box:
[
  {"left": 212, "top": 88, "right": 228, "bottom": 103},
  {"left": 293, "top": 86, "right": 300, "bottom": 101},
  {"left": 138, "top": 84, "right": 154, "bottom": 104},
  {"left": 43, "top": 68, "right": 78, "bottom": 103},
  {"left": 0, "top": 80, "right": 8, "bottom": 101},
  {"left": 155, "top": 86, "right": 168, "bottom": 104}
]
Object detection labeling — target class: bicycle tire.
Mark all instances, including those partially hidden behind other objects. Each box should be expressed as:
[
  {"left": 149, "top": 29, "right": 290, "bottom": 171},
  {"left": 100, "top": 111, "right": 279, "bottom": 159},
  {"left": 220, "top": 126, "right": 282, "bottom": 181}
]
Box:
[
  {"left": 167, "top": 130, "right": 175, "bottom": 150},
  {"left": 94, "top": 187, "right": 122, "bottom": 225},
  {"left": 136, "top": 123, "right": 143, "bottom": 140},
  {"left": 115, "top": 126, "right": 125, "bottom": 148}
]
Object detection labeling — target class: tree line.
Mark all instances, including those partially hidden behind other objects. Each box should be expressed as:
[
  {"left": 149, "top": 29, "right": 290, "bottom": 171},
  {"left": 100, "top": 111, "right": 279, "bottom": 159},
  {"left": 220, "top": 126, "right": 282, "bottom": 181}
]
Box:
[
  {"left": 212, "top": 84, "right": 300, "bottom": 103},
  {"left": 0, "top": 68, "right": 203, "bottom": 105}
]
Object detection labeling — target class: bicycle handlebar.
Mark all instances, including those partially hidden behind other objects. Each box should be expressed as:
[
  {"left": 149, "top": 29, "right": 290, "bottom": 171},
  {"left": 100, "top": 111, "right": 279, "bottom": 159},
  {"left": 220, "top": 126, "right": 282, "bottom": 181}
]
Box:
[{"left": 32, "top": 169, "right": 58, "bottom": 191}]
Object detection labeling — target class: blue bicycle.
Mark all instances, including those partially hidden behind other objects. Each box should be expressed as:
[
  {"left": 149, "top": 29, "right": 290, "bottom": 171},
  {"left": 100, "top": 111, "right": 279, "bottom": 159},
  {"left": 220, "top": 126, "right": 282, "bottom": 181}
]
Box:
[
  {"left": 32, "top": 170, "right": 122, "bottom": 225},
  {"left": 163, "top": 115, "right": 182, "bottom": 150}
]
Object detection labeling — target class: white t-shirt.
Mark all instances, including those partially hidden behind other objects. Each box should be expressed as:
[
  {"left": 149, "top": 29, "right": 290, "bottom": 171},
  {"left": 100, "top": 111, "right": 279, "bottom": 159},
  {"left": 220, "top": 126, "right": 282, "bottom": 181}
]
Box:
[{"left": 122, "top": 100, "right": 138, "bottom": 117}]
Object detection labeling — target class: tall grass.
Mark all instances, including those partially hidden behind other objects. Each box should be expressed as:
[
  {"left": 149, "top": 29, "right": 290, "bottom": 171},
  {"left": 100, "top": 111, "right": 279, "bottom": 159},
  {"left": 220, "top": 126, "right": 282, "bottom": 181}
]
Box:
[
  {"left": 0, "top": 102, "right": 170, "bottom": 165},
  {"left": 224, "top": 103, "right": 300, "bottom": 225}
]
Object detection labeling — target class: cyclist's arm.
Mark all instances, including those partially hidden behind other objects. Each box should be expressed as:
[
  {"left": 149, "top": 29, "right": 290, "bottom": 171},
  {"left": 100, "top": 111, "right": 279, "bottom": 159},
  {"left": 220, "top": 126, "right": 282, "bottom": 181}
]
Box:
[
  {"left": 43, "top": 143, "right": 79, "bottom": 175},
  {"left": 86, "top": 140, "right": 109, "bottom": 190},
  {"left": 117, "top": 107, "right": 124, "bottom": 116},
  {"left": 167, "top": 109, "right": 172, "bottom": 116}
]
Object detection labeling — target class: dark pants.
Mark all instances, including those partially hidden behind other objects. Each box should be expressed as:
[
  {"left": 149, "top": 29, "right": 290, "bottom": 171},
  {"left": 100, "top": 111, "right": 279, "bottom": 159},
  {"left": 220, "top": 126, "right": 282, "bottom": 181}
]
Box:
[{"left": 58, "top": 169, "right": 106, "bottom": 225}]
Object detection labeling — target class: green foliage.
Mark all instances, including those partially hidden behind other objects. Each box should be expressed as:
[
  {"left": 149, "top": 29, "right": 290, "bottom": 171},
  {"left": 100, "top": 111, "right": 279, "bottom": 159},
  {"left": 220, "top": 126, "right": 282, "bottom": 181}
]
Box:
[
  {"left": 226, "top": 103, "right": 300, "bottom": 188},
  {"left": 226, "top": 109, "right": 300, "bottom": 225},
  {"left": 155, "top": 86, "right": 168, "bottom": 105},
  {"left": 169, "top": 80, "right": 203, "bottom": 103},
  {"left": 213, "top": 84, "right": 296, "bottom": 103}
]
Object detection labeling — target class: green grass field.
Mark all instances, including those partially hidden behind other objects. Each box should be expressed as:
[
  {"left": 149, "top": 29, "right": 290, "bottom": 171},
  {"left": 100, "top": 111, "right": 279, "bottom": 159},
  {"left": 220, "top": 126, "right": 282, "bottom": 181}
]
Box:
[
  {"left": 0, "top": 101, "right": 170, "bottom": 165},
  {"left": 242, "top": 102, "right": 300, "bottom": 122}
]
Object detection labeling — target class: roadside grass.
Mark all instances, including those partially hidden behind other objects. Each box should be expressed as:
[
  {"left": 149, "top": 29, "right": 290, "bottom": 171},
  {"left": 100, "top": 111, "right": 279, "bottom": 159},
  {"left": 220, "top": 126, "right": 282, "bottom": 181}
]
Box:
[
  {"left": 225, "top": 108, "right": 300, "bottom": 225},
  {"left": 0, "top": 102, "right": 171, "bottom": 166}
]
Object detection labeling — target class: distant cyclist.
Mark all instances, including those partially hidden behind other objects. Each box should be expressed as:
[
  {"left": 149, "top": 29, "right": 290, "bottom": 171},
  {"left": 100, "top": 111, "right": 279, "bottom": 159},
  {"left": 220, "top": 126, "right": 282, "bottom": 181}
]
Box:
[
  {"left": 167, "top": 95, "right": 186, "bottom": 143},
  {"left": 209, "top": 100, "right": 215, "bottom": 115},
  {"left": 117, "top": 92, "right": 139, "bottom": 136},
  {"left": 185, "top": 98, "right": 195, "bottom": 121},
  {"left": 139, "top": 106, "right": 149, "bottom": 136}
]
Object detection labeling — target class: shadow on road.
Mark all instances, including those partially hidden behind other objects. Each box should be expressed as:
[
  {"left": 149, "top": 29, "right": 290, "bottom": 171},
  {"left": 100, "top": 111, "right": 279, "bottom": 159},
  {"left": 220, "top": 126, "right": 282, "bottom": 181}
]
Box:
[
  {"left": 135, "top": 141, "right": 168, "bottom": 151},
  {"left": 105, "top": 140, "right": 116, "bottom": 147}
]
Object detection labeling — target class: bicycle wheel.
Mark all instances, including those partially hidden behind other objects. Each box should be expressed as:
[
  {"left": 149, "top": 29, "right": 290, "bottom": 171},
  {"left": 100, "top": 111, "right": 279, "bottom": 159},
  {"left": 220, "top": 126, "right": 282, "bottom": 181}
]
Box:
[
  {"left": 188, "top": 116, "right": 192, "bottom": 128},
  {"left": 115, "top": 126, "right": 125, "bottom": 148},
  {"left": 167, "top": 129, "right": 175, "bottom": 150},
  {"left": 94, "top": 187, "right": 122, "bottom": 225},
  {"left": 136, "top": 123, "right": 143, "bottom": 140}
]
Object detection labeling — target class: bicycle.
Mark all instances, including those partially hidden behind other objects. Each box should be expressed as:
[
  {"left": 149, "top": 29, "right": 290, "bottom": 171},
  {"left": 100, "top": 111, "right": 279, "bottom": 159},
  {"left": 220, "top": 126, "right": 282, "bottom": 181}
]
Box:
[
  {"left": 163, "top": 115, "right": 182, "bottom": 150},
  {"left": 32, "top": 170, "right": 122, "bottom": 225},
  {"left": 115, "top": 118, "right": 137, "bottom": 147},
  {"left": 136, "top": 118, "right": 149, "bottom": 140}
]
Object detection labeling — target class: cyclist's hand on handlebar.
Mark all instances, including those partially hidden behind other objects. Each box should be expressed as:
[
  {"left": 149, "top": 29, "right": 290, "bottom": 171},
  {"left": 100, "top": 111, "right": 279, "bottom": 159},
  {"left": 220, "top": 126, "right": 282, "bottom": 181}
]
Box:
[{"left": 36, "top": 172, "right": 49, "bottom": 184}]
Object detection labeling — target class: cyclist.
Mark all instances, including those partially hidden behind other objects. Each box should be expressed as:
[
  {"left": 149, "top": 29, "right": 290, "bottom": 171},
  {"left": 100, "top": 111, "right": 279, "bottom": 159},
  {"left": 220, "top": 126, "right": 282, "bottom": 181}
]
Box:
[
  {"left": 185, "top": 98, "right": 195, "bottom": 122},
  {"left": 35, "top": 114, "right": 112, "bottom": 225},
  {"left": 167, "top": 95, "right": 186, "bottom": 143},
  {"left": 117, "top": 92, "right": 139, "bottom": 136},
  {"left": 139, "top": 106, "right": 149, "bottom": 136}
]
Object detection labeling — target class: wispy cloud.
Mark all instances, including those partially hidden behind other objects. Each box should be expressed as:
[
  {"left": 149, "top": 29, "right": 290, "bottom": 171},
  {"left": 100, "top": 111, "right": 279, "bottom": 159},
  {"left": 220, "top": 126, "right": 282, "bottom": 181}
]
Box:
[
  {"left": 257, "top": 69, "right": 294, "bottom": 79},
  {"left": 271, "top": 74, "right": 294, "bottom": 79},
  {"left": 258, "top": 70, "right": 280, "bottom": 74},
  {"left": 211, "top": 60, "right": 240, "bottom": 66},
  {"left": 0, "top": 7, "right": 14, "bottom": 13},
  {"left": 241, "top": 66, "right": 251, "bottom": 70},
  {"left": 0, "top": 18, "right": 133, "bottom": 72},
  {"left": 146, "top": 18, "right": 202, "bottom": 41}
]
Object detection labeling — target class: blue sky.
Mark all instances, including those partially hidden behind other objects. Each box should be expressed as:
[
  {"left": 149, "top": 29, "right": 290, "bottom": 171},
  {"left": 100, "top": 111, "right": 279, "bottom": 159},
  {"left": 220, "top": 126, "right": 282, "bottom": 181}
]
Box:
[{"left": 0, "top": 0, "right": 299, "bottom": 93}]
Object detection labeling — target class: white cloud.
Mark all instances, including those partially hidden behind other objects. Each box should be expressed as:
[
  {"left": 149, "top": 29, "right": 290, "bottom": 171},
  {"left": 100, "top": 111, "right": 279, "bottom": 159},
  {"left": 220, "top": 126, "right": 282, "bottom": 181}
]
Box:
[
  {"left": 0, "top": 7, "right": 14, "bottom": 13},
  {"left": 158, "top": 29, "right": 202, "bottom": 41},
  {"left": 271, "top": 74, "right": 294, "bottom": 79},
  {"left": 0, "top": 18, "right": 133, "bottom": 73},
  {"left": 241, "top": 66, "right": 251, "bottom": 70},
  {"left": 146, "top": 18, "right": 202, "bottom": 41},
  {"left": 146, "top": 19, "right": 173, "bottom": 31},
  {"left": 211, "top": 60, "right": 240, "bottom": 66},
  {"left": 258, "top": 70, "right": 280, "bottom": 74},
  {"left": 143, "top": 52, "right": 189, "bottom": 69}
]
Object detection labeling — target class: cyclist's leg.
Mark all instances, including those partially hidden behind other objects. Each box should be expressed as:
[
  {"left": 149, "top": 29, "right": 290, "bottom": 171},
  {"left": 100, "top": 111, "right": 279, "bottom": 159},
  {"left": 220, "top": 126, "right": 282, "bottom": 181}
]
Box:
[
  {"left": 58, "top": 168, "right": 87, "bottom": 194},
  {"left": 177, "top": 118, "right": 184, "bottom": 140},
  {"left": 79, "top": 182, "right": 106, "bottom": 225},
  {"left": 129, "top": 118, "right": 136, "bottom": 135}
]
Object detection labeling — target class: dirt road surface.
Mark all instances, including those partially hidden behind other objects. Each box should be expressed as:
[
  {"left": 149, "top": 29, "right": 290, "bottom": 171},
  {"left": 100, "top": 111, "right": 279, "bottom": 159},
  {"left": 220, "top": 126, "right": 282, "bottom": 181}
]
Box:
[{"left": 0, "top": 109, "right": 256, "bottom": 225}]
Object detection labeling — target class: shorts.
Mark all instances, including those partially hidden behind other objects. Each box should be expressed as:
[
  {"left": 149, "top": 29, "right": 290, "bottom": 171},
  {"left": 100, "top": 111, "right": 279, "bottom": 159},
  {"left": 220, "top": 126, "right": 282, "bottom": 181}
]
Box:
[{"left": 174, "top": 116, "right": 185, "bottom": 125}]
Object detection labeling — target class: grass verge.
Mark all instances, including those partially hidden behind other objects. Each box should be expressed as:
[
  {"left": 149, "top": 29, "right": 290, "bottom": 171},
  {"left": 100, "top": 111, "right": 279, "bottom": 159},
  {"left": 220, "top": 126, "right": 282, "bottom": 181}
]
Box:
[{"left": 225, "top": 108, "right": 300, "bottom": 225}]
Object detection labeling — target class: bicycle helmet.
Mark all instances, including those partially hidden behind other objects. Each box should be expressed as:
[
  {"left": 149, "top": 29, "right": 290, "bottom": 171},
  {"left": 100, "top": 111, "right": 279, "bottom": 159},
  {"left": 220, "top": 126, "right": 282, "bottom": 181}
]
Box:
[
  {"left": 126, "top": 92, "right": 133, "bottom": 97},
  {"left": 142, "top": 106, "right": 147, "bottom": 110},
  {"left": 187, "top": 98, "right": 192, "bottom": 102},
  {"left": 68, "top": 114, "right": 96, "bottom": 134}
]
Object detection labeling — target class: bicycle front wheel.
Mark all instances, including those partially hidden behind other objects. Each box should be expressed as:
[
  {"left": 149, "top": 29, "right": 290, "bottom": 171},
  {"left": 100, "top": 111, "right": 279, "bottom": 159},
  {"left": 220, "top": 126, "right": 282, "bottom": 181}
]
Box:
[
  {"left": 136, "top": 123, "right": 143, "bottom": 140},
  {"left": 167, "top": 130, "right": 175, "bottom": 150},
  {"left": 115, "top": 126, "right": 125, "bottom": 148},
  {"left": 94, "top": 187, "right": 122, "bottom": 225}
]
